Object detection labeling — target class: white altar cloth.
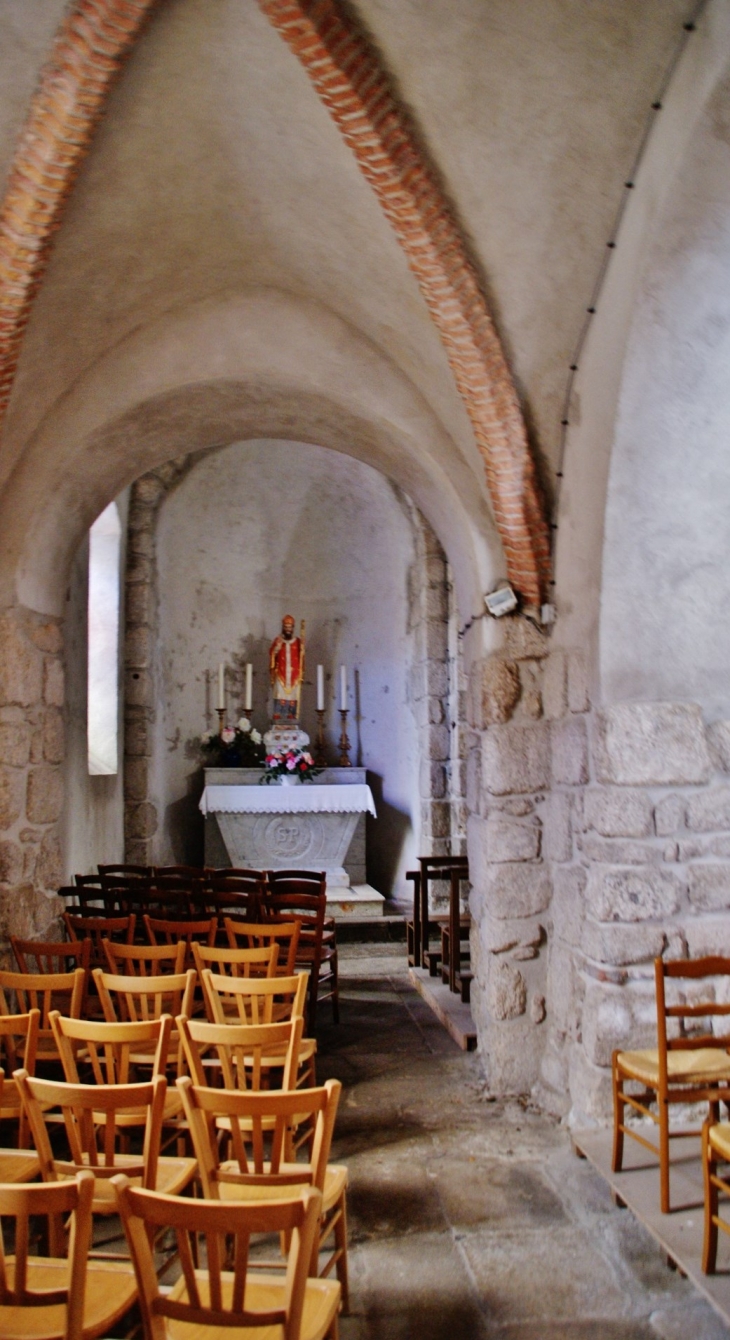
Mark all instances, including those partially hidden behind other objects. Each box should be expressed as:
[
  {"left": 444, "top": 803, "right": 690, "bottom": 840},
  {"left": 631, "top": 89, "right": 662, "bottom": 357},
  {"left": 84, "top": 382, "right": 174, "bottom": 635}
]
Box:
[{"left": 199, "top": 783, "right": 376, "bottom": 818}]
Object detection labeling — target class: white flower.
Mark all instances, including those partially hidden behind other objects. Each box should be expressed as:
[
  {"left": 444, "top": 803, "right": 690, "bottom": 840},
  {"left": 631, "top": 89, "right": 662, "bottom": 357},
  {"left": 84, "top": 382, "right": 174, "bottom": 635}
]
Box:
[
  {"left": 251, "top": 729, "right": 262, "bottom": 744},
  {"left": 201, "top": 730, "right": 214, "bottom": 744},
  {"left": 237, "top": 717, "right": 251, "bottom": 732}
]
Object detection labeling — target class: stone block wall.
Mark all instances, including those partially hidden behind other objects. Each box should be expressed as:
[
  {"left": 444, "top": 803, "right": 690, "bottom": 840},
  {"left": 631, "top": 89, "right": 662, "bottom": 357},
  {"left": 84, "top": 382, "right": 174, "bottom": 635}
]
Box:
[
  {"left": 466, "top": 617, "right": 730, "bottom": 1122},
  {"left": 0, "top": 604, "right": 65, "bottom": 960}
]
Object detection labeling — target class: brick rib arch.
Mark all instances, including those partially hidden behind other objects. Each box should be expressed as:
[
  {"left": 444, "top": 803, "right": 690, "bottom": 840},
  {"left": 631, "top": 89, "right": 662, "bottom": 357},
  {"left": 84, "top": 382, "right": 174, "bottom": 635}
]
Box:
[
  {"left": 257, "top": 0, "right": 551, "bottom": 607},
  {"left": 0, "top": 0, "right": 158, "bottom": 423},
  {"left": 0, "top": 0, "right": 550, "bottom": 605}
]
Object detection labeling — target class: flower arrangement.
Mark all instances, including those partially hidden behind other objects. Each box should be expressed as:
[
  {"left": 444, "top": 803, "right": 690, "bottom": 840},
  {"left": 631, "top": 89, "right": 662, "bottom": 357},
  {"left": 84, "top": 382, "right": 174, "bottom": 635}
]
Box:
[
  {"left": 260, "top": 746, "right": 323, "bottom": 784},
  {"left": 200, "top": 718, "right": 265, "bottom": 768}
]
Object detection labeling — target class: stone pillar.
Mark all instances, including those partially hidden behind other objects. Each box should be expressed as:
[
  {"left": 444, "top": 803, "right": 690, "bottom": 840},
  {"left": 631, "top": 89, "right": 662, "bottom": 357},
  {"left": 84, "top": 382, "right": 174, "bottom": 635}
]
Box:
[{"left": 0, "top": 604, "right": 65, "bottom": 958}]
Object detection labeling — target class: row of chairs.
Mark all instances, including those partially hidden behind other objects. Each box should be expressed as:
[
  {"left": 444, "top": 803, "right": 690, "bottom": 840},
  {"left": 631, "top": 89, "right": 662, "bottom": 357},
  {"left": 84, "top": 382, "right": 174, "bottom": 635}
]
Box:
[
  {"left": 65, "top": 863, "right": 316, "bottom": 922},
  {"left": 611, "top": 953, "right": 730, "bottom": 1273},
  {"left": 0, "top": 1001, "right": 344, "bottom": 1339}
]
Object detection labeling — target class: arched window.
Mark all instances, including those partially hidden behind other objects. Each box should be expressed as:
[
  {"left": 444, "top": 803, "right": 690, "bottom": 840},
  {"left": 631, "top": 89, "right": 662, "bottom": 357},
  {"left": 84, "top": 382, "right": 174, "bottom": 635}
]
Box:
[{"left": 87, "top": 501, "right": 122, "bottom": 774}]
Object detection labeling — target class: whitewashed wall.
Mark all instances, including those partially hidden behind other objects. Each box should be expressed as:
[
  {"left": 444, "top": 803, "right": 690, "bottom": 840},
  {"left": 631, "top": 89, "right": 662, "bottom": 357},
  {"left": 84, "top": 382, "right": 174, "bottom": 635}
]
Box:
[{"left": 151, "top": 439, "right": 422, "bottom": 896}]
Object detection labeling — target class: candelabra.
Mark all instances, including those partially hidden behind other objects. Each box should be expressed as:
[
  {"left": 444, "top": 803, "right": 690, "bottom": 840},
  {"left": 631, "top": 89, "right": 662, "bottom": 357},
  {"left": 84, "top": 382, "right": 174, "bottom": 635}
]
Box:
[
  {"left": 314, "top": 709, "right": 327, "bottom": 767},
  {"left": 217, "top": 708, "right": 226, "bottom": 736},
  {"left": 338, "top": 709, "right": 352, "bottom": 767}
]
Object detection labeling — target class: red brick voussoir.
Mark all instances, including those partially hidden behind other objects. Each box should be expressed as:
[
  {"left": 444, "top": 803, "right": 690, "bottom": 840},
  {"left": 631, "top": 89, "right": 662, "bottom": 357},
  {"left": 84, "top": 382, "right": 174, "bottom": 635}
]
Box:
[
  {"left": 0, "top": 0, "right": 159, "bottom": 430},
  {"left": 257, "top": 0, "right": 551, "bottom": 608}
]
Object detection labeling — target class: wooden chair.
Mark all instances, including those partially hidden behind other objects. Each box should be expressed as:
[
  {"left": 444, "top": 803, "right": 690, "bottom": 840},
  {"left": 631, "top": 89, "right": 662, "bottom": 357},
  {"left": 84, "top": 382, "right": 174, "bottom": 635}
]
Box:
[
  {"left": 63, "top": 912, "right": 136, "bottom": 968},
  {"left": 178, "top": 1075, "right": 349, "bottom": 1311},
  {"left": 702, "top": 1117, "right": 730, "bottom": 1272},
  {"left": 200, "top": 969, "right": 316, "bottom": 1093},
  {"left": 612, "top": 955, "right": 730, "bottom": 1213},
  {"left": 205, "top": 871, "right": 267, "bottom": 922},
  {"left": 0, "top": 967, "right": 85, "bottom": 1069},
  {"left": 92, "top": 966, "right": 196, "bottom": 1079},
  {"left": 224, "top": 917, "right": 302, "bottom": 977},
  {"left": 143, "top": 914, "right": 218, "bottom": 967},
  {"left": 72, "top": 873, "right": 107, "bottom": 913},
  {"left": 14, "top": 1070, "right": 197, "bottom": 1237},
  {"left": 262, "top": 883, "right": 337, "bottom": 1031},
  {"left": 102, "top": 939, "right": 186, "bottom": 977},
  {"left": 113, "top": 1175, "right": 339, "bottom": 1340},
  {"left": 98, "top": 863, "right": 151, "bottom": 883},
  {"left": 439, "top": 864, "right": 472, "bottom": 1001},
  {"left": 191, "top": 940, "right": 279, "bottom": 984},
  {"left": 0, "top": 1170, "right": 138, "bottom": 1340},
  {"left": 11, "top": 936, "right": 91, "bottom": 979},
  {"left": 178, "top": 1014, "right": 304, "bottom": 1095},
  {"left": 0, "top": 1009, "right": 40, "bottom": 1148}
]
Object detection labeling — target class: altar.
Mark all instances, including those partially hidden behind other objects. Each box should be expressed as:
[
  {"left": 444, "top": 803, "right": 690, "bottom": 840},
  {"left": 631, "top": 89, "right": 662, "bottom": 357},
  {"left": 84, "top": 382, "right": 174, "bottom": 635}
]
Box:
[{"left": 200, "top": 767, "right": 385, "bottom": 918}]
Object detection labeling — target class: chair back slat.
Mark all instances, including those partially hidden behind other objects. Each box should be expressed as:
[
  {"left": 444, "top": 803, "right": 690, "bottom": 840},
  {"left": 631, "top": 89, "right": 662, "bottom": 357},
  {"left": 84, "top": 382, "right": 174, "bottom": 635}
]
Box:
[
  {"left": 11, "top": 936, "right": 91, "bottom": 978},
  {"left": 177, "top": 1013, "right": 304, "bottom": 1096},
  {"left": 63, "top": 913, "right": 136, "bottom": 967},
  {"left": 113, "top": 1175, "right": 323, "bottom": 1338},
  {"left": 224, "top": 918, "right": 301, "bottom": 976},
  {"left": 201, "top": 967, "right": 307, "bottom": 1027},
  {"left": 93, "top": 967, "right": 196, "bottom": 1025},
  {"left": 50, "top": 1011, "right": 172, "bottom": 1086},
  {"left": 191, "top": 941, "right": 278, "bottom": 981},
  {"left": 655, "top": 955, "right": 730, "bottom": 1071},
  {"left": 103, "top": 940, "right": 186, "bottom": 977}
]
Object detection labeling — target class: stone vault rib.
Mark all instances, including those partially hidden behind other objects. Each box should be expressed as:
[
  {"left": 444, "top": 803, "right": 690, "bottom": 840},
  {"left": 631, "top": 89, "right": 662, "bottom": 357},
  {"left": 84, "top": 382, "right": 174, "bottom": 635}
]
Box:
[
  {"left": 256, "top": 0, "right": 551, "bottom": 607},
  {"left": 0, "top": 0, "right": 159, "bottom": 431}
]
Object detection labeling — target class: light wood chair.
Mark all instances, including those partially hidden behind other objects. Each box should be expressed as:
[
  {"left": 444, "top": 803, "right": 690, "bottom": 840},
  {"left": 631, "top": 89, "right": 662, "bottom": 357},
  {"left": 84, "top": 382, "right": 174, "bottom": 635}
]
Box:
[
  {"left": 178, "top": 1074, "right": 349, "bottom": 1312},
  {"left": 702, "top": 1117, "right": 730, "bottom": 1271},
  {"left": 0, "top": 1009, "right": 40, "bottom": 1150},
  {"left": 0, "top": 1070, "right": 40, "bottom": 1181},
  {"left": 0, "top": 1170, "right": 138, "bottom": 1340},
  {"left": 201, "top": 968, "right": 315, "bottom": 1092},
  {"left": 113, "top": 1174, "right": 339, "bottom": 1340},
  {"left": 191, "top": 940, "right": 279, "bottom": 986},
  {"left": 612, "top": 954, "right": 730, "bottom": 1212},
  {"left": 224, "top": 917, "right": 302, "bottom": 977},
  {"left": 0, "top": 967, "right": 85, "bottom": 1069},
  {"left": 14, "top": 1069, "right": 197, "bottom": 1246},
  {"left": 178, "top": 1014, "right": 304, "bottom": 1095},
  {"left": 102, "top": 939, "right": 186, "bottom": 977},
  {"left": 92, "top": 966, "right": 196, "bottom": 1088}
]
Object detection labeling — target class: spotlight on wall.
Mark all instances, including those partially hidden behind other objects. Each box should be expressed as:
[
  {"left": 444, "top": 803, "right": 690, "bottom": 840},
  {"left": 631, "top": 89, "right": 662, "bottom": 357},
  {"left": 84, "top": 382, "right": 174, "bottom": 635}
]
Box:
[{"left": 485, "top": 582, "right": 518, "bottom": 618}]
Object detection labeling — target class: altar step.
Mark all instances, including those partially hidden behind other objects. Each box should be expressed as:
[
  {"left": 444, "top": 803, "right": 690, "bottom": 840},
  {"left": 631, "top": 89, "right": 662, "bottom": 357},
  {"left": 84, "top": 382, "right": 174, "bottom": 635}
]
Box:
[{"left": 325, "top": 883, "right": 385, "bottom": 920}]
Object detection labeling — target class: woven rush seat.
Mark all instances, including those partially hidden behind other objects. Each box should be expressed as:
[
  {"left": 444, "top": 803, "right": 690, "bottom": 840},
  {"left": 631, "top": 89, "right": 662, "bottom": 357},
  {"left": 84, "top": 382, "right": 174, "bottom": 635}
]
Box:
[
  {"left": 619, "top": 1047, "right": 730, "bottom": 1087},
  {"left": 218, "top": 1157, "right": 348, "bottom": 1209},
  {"left": 0, "top": 1257, "right": 137, "bottom": 1339},
  {"left": 707, "top": 1121, "right": 730, "bottom": 1161},
  {"left": 164, "top": 1269, "right": 339, "bottom": 1339}
]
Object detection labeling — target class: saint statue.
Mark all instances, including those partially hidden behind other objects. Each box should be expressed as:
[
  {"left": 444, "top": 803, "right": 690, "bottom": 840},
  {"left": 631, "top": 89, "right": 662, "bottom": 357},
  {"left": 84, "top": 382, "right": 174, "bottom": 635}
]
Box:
[{"left": 269, "top": 614, "right": 305, "bottom": 723}]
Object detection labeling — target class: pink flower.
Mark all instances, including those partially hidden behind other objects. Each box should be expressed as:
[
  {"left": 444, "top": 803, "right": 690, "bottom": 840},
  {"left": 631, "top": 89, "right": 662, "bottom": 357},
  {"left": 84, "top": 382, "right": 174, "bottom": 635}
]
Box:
[
  {"left": 221, "top": 727, "right": 236, "bottom": 744},
  {"left": 286, "top": 757, "right": 296, "bottom": 770}
]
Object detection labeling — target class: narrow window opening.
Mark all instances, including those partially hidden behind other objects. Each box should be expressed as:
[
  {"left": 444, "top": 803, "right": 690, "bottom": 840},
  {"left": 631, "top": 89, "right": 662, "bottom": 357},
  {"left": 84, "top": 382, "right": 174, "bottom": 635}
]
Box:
[{"left": 87, "top": 501, "right": 121, "bottom": 774}]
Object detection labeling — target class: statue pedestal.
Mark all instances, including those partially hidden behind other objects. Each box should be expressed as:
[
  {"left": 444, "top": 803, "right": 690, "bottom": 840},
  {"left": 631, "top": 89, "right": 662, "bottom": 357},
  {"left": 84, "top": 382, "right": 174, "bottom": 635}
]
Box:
[{"left": 201, "top": 768, "right": 384, "bottom": 917}]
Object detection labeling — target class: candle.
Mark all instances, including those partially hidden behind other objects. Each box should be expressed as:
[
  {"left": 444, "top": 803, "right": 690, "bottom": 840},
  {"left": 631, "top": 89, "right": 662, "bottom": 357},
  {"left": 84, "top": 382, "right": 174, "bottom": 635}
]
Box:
[
  {"left": 340, "top": 664, "right": 347, "bottom": 711},
  {"left": 244, "top": 662, "right": 252, "bottom": 712},
  {"left": 317, "top": 665, "right": 324, "bottom": 712},
  {"left": 218, "top": 663, "right": 225, "bottom": 710}
]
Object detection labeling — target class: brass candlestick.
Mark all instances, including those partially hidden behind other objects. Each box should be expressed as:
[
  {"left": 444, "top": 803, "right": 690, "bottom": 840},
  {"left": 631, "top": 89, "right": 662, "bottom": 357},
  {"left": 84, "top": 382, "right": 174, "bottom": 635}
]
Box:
[
  {"left": 338, "top": 709, "right": 352, "bottom": 767},
  {"left": 314, "top": 709, "right": 326, "bottom": 767},
  {"left": 217, "top": 708, "right": 226, "bottom": 736}
]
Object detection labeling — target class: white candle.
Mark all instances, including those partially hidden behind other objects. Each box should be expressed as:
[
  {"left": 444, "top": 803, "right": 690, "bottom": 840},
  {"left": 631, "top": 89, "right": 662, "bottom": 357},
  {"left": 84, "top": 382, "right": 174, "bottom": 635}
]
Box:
[
  {"left": 218, "top": 663, "right": 225, "bottom": 710},
  {"left": 340, "top": 664, "right": 347, "bottom": 710},
  {"left": 244, "top": 662, "right": 252, "bottom": 712},
  {"left": 317, "top": 665, "right": 324, "bottom": 712}
]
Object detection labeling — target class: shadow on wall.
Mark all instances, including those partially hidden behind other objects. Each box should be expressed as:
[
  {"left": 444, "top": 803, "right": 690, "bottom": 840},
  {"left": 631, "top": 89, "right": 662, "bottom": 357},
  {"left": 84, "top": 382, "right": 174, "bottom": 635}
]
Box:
[
  {"left": 165, "top": 770, "right": 206, "bottom": 866},
  {"left": 366, "top": 771, "right": 410, "bottom": 902}
]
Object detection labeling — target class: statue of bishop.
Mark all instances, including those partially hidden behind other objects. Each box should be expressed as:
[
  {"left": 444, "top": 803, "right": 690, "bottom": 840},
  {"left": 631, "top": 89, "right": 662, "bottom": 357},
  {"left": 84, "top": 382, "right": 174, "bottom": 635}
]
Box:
[{"left": 269, "top": 614, "right": 305, "bottom": 724}]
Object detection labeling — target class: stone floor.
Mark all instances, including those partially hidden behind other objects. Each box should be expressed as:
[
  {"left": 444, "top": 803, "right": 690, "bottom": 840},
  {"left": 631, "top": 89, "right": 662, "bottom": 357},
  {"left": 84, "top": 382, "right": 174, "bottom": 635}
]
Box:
[{"left": 317, "top": 944, "right": 730, "bottom": 1340}]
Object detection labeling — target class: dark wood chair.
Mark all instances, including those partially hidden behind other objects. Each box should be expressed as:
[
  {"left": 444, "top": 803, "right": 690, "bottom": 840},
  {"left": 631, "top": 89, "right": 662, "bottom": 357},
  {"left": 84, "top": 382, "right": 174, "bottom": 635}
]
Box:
[
  {"left": 406, "top": 854, "right": 469, "bottom": 973},
  {"left": 63, "top": 912, "right": 136, "bottom": 968},
  {"left": 262, "top": 878, "right": 337, "bottom": 1031}
]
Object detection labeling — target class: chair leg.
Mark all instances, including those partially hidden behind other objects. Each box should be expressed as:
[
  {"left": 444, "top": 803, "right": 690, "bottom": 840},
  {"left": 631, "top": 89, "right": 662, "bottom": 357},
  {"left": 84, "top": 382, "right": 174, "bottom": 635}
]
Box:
[
  {"left": 330, "top": 951, "right": 340, "bottom": 1025},
  {"left": 334, "top": 1189, "right": 349, "bottom": 1315},
  {"left": 659, "top": 1098, "right": 671, "bottom": 1214},
  {"left": 611, "top": 1053, "right": 625, "bottom": 1174},
  {"left": 703, "top": 1121, "right": 719, "bottom": 1274}
]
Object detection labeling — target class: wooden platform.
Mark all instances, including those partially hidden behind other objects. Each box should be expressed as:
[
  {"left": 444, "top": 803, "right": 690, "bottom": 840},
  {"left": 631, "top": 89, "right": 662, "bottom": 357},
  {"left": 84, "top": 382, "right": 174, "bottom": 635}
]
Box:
[
  {"left": 408, "top": 966, "right": 477, "bottom": 1050},
  {"left": 573, "top": 1127, "right": 730, "bottom": 1327}
]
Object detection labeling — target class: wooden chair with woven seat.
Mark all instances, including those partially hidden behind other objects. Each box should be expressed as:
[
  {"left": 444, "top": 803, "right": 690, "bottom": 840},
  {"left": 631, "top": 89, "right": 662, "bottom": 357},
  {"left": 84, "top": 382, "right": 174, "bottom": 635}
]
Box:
[
  {"left": 701, "top": 1116, "right": 730, "bottom": 1272},
  {"left": 612, "top": 954, "right": 730, "bottom": 1213},
  {"left": 178, "top": 1013, "right": 304, "bottom": 1096},
  {"left": 11, "top": 936, "right": 92, "bottom": 979},
  {"left": 200, "top": 968, "right": 316, "bottom": 1097},
  {"left": 63, "top": 912, "right": 136, "bottom": 968},
  {"left": 224, "top": 917, "right": 302, "bottom": 977},
  {"left": 178, "top": 1074, "right": 350, "bottom": 1313},
  {"left": 102, "top": 939, "right": 186, "bottom": 978},
  {"left": 14, "top": 1069, "right": 197, "bottom": 1251},
  {"left": 92, "top": 966, "right": 196, "bottom": 1087},
  {"left": 190, "top": 940, "right": 279, "bottom": 984},
  {"left": 0, "top": 1009, "right": 40, "bottom": 1151},
  {"left": 261, "top": 881, "right": 337, "bottom": 1031},
  {"left": 0, "top": 1068, "right": 41, "bottom": 1182},
  {"left": 143, "top": 913, "right": 218, "bottom": 967},
  {"left": 0, "top": 967, "right": 85, "bottom": 1072},
  {"left": 0, "top": 1170, "right": 138, "bottom": 1340},
  {"left": 114, "top": 1174, "right": 339, "bottom": 1340}
]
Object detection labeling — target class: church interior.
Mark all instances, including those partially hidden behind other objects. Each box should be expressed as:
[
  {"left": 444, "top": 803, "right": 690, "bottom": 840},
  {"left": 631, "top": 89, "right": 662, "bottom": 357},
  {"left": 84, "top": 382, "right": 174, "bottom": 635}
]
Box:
[{"left": 2, "top": 0, "right": 730, "bottom": 1335}]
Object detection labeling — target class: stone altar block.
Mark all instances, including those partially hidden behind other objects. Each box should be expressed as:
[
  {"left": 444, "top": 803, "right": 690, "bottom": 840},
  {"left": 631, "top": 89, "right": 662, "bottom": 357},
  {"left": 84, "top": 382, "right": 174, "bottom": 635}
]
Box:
[{"left": 200, "top": 768, "right": 384, "bottom": 917}]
